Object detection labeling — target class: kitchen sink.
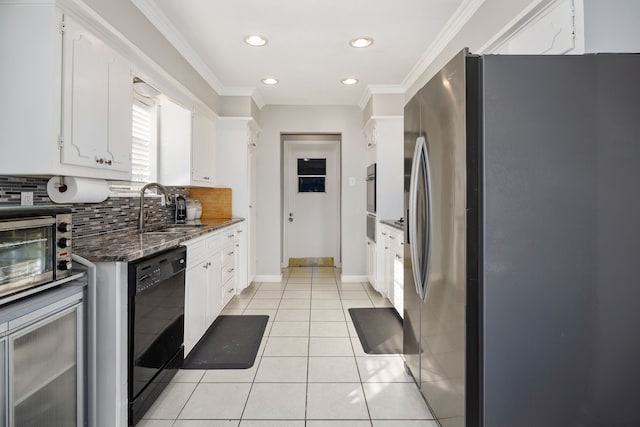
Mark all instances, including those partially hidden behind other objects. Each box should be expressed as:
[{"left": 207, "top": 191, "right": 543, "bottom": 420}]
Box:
[
  {"left": 142, "top": 224, "right": 206, "bottom": 234},
  {"left": 160, "top": 227, "right": 201, "bottom": 233}
]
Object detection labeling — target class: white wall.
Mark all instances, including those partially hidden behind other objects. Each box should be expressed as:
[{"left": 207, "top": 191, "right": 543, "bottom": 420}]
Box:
[
  {"left": 257, "top": 106, "right": 366, "bottom": 278},
  {"left": 582, "top": 0, "right": 640, "bottom": 53}
]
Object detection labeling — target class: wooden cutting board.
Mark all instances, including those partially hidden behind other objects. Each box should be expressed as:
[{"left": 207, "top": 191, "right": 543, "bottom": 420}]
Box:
[{"left": 189, "top": 187, "right": 232, "bottom": 219}]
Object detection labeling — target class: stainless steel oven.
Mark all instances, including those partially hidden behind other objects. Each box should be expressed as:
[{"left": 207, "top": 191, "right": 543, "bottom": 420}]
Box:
[
  {"left": 0, "top": 206, "right": 73, "bottom": 302},
  {"left": 366, "top": 163, "right": 376, "bottom": 214}
]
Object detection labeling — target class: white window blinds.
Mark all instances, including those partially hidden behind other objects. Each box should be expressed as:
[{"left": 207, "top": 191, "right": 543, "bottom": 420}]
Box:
[{"left": 131, "top": 98, "right": 157, "bottom": 183}]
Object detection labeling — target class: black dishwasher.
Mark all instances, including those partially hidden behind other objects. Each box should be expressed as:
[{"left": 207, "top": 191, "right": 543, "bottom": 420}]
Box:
[{"left": 127, "top": 246, "right": 186, "bottom": 426}]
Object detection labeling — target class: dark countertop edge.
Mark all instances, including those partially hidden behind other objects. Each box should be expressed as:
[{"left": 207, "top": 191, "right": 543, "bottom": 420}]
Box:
[
  {"left": 75, "top": 218, "right": 245, "bottom": 263},
  {"left": 380, "top": 219, "right": 405, "bottom": 231}
]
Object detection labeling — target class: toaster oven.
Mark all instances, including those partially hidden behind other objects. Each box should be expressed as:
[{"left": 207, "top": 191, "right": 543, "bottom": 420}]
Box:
[{"left": 0, "top": 206, "right": 73, "bottom": 300}]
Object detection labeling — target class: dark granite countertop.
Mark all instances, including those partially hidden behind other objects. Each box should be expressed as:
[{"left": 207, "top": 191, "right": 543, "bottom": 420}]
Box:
[
  {"left": 74, "top": 218, "right": 244, "bottom": 263},
  {"left": 380, "top": 219, "right": 405, "bottom": 231}
]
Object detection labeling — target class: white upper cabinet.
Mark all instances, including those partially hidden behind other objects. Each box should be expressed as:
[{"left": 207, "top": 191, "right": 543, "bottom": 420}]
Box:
[
  {"left": 61, "top": 15, "right": 132, "bottom": 173},
  {"left": 191, "top": 108, "right": 217, "bottom": 185},
  {"left": 0, "top": 3, "right": 132, "bottom": 179},
  {"left": 157, "top": 98, "right": 192, "bottom": 185},
  {"left": 158, "top": 100, "right": 217, "bottom": 187}
]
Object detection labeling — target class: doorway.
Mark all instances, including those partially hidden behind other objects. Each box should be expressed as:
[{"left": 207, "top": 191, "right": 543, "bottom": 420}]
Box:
[{"left": 282, "top": 135, "right": 341, "bottom": 268}]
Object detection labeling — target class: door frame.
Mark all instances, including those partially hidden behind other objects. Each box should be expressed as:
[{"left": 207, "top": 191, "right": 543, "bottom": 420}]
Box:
[{"left": 281, "top": 134, "right": 342, "bottom": 268}]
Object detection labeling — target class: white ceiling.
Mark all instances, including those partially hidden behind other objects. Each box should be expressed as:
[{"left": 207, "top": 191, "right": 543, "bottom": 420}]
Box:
[{"left": 133, "top": 0, "right": 473, "bottom": 107}]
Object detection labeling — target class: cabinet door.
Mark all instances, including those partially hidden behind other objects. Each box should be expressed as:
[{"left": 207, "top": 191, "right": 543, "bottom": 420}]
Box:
[
  {"left": 366, "top": 240, "right": 376, "bottom": 288},
  {"left": 62, "top": 16, "right": 131, "bottom": 172},
  {"left": 191, "top": 111, "right": 216, "bottom": 185},
  {"left": 184, "top": 263, "right": 207, "bottom": 355}
]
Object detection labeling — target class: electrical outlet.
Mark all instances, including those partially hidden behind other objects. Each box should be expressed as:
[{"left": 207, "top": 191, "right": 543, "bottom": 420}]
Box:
[{"left": 21, "top": 191, "right": 34, "bottom": 206}]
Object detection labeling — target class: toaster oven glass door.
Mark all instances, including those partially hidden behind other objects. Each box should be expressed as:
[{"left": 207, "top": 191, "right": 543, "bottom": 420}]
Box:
[{"left": 0, "top": 217, "right": 55, "bottom": 297}]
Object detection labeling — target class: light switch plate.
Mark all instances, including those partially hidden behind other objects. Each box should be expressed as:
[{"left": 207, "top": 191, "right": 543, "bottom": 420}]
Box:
[{"left": 21, "top": 191, "right": 34, "bottom": 206}]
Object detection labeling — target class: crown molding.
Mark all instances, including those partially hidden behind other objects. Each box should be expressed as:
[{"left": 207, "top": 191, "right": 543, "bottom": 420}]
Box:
[
  {"left": 477, "top": 0, "right": 561, "bottom": 53},
  {"left": 357, "top": 85, "right": 405, "bottom": 110},
  {"left": 401, "top": 0, "right": 485, "bottom": 90},
  {"left": 357, "top": 87, "right": 373, "bottom": 110},
  {"left": 132, "top": 0, "right": 225, "bottom": 94}
]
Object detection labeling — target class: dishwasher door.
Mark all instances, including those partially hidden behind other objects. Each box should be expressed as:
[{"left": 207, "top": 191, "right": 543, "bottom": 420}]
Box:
[{"left": 128, "top": 246, "right": 186, "bottom": 425}]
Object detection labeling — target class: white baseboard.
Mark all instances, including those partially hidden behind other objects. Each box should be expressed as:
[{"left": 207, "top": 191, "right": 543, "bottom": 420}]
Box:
[
  {"left": 254, "top": 275, "right": 283, "bottom": 283},
  {"left": 341, "top": 274, "right": 368, "bottom": 283}
]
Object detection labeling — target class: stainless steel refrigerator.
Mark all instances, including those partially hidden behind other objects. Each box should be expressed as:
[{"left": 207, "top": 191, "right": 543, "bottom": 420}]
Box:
[{"left": 404, "top": 50, "right": 640, "bottom": 427}]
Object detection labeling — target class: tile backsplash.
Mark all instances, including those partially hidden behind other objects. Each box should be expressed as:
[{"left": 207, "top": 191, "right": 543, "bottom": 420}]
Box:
[{"left": 0, "top": 176, "right": 190, "bottom": 239}]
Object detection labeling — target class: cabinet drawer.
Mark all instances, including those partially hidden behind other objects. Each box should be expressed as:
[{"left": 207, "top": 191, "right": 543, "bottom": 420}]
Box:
[
  {"left": 222, "top": 263, "right": 235, "bottom": 285},
  {"left": 222, "top": 244, "right": 235, "bottom": 268},
  {"left": 184, "top": 236, "right": 207, "bottom": 264},
  {"left": 222, "top": 228, "right": 236, "bottom": 245},
  {"left": 205, "top": 233, "right": 223, "bottom": 252},
  {"left": 221, "top": 280, "right": 235, "bottom": 307}
]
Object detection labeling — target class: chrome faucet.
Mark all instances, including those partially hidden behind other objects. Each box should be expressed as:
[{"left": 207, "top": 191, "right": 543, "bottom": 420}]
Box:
[{"left": 138, "top": 182, "right": 171, "bottom": 233}]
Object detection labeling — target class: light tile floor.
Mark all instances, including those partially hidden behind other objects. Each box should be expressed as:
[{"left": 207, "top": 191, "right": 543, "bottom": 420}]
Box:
[{"left": 140, "top": 267, "right": 436, "bottom": 427}]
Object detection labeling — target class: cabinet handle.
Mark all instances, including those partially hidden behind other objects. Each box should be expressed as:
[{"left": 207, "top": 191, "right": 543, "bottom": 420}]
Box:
[
  {"left": 389, "top": 236, "right": 395, "bottom": 240},
  {"left": 203, "top": 176, "right": 210, "bottom": 180},
  {"left": 228, "top": 251, "right": 234, "bottom": 256},
  {"left": 228, "top": 268, "right": 234, "bottom": 273},
  {"left": 381, "top": 232, "right": 387, "bottom": 236},
  {"left": 395, "top": 254, "right": 402, "bottom": 260},
  {"left": 228, "top": 234, "right": 234, "bottom": 238},
  {"left": 385, "top": 246, "right": 389, "bottom": 250},
  {"left": 96, "top": 158, "right": 104, "bottom": 164},
  {"left": 203, "top": 264, "right": 208, "bottom": 269},
  {"left": 106, "top": 159, "right": 112, "bottom": 166},
  {"left": 227, "top": 287, "right": 234, "bottom": 293},
  {"left": 237, "top": 230, "right": 243, "bottom": 233}
]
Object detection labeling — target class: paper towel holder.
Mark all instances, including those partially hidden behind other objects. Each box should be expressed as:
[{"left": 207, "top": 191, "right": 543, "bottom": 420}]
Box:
[{"left": 55, "top": 176, "right": 68, "bottom": 193}]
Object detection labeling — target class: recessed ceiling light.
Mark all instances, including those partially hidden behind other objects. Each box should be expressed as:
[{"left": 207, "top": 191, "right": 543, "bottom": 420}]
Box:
[
  {"left": 350, "top": 37, "right": 373, "bottom": 48},
  {"left": 244, "top": 35, "right": 268, "bottom": 47},
  {"left": 261, "top": 77, "right": 279, "bottom": 85},
  {"left": 341, "top": 78, "right": 359, "bottom": 85}
]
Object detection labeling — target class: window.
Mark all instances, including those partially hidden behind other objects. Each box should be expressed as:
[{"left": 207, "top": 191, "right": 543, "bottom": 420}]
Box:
[
  {"left": 298, "top": 158, "right": 326, "bottom": 192},
  {"left": 131, "top": 95, "right": 157, "bottom": 183}
]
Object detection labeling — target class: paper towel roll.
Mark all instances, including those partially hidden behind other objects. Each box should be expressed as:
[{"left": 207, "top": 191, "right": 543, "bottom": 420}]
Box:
[{"left": 47, "top": 176, "right": 110, "bottom": 204}]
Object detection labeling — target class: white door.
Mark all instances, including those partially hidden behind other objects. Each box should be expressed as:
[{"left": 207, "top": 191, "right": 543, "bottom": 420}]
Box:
[{"left": 283, "top": 140, "right": 340, "bottom": 267}]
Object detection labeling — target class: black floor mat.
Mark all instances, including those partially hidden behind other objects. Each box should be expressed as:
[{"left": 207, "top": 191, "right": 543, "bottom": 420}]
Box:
[
  {"left": 182, "top": 315, "right": 269, "bottom": 369},
  {"left": 349, "top": 308, "right": 403, "bottom": 354}
]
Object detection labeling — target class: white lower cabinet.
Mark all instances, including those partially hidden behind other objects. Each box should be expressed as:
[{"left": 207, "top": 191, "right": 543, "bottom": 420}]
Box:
[
  {"left": 378, "top": 224, "right": 404, "bottom": 317},
  {"left": 234, "top": 223, "right": 248, "bottom": 293},
  {"left": 183, "top": 222, "right": 245, "bottom": 356},
  {"left": 366, "top": 239, "right": 377, "bottom": 289}
]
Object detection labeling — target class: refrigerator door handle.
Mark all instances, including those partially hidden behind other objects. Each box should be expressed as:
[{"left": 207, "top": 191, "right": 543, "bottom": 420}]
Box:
[
  {"left": 409, "top": 136, "right": 432, "bottom": 301},
  {"left": 422, "top": 137, "right": 433, "bottom": 300}
]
